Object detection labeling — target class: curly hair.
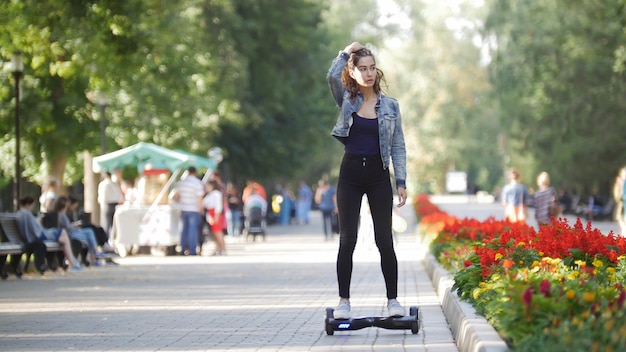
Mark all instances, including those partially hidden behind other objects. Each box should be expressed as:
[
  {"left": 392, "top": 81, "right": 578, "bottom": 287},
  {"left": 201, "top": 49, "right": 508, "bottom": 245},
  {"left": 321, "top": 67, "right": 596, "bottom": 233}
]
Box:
[{"left": 341, "top": 48, "right": 386, "bottom": 102}]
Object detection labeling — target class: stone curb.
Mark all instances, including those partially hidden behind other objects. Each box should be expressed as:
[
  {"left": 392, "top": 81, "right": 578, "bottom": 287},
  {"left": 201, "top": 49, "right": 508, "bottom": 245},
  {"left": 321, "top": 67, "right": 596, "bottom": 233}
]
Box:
[{"left": 424, "top": 254, "right": 509, "bottom": 352}]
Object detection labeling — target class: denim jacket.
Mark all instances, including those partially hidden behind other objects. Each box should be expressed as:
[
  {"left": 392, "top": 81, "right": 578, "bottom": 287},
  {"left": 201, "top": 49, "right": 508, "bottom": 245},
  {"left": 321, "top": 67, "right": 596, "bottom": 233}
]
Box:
[{"left": 326, "top": 52, "right": 407, "bottom": 189}]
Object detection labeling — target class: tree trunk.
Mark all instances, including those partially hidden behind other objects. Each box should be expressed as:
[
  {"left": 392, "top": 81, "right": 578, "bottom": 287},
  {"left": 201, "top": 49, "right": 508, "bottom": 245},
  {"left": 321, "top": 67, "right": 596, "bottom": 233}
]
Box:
[
  {"left": 83, "top": 151, "right": 101, "bottom": 226},
  {"left": 48, "top": 156, "right": 68, "bottom": 195}
]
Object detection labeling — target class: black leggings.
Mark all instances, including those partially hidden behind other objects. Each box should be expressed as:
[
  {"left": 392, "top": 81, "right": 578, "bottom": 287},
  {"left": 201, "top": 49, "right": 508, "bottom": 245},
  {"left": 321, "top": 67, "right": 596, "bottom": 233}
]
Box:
[{"left": 336, "top": 153, "right": 398, "bottom": 299}]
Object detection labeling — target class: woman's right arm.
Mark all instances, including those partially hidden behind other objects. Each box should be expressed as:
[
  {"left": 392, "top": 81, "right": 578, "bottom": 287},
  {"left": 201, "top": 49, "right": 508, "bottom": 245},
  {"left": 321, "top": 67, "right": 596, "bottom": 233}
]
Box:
[
  {"left": 326, "top": 42, "right": 365, "bottom": 107},
  {"left": 326, "top": 52, "right": 348, "bottom": 107}
]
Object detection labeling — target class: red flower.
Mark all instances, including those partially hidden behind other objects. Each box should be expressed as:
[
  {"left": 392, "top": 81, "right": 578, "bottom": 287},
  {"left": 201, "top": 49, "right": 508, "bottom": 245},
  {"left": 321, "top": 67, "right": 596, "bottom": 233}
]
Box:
[
  {"left": 539, "top": 279, "right": 551, "bottom": 297},
  {"left": 522, "top": 287, "right": 533, "bottom": 306},
  {"left": 618, "top": 290, "right": 626, "bottom": 309}
]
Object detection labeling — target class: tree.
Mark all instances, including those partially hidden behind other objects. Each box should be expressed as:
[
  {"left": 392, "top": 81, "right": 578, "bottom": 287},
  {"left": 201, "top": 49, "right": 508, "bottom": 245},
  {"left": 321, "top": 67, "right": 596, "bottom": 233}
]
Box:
[
  {"left": 0, "top": 0, "right": 339, "bottom": 195},
  {"left": 382, "top": 0, "right": 502, "bottom": 193},
  {"left": 485, "top": 0, "right": 626, "bottom": 194}
]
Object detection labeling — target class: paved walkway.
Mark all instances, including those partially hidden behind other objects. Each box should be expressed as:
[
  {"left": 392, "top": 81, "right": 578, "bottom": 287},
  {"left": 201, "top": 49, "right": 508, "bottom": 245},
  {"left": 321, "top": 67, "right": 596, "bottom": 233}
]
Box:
[{"left": 0, "top": 204, "right": 458, "bottom": 352}]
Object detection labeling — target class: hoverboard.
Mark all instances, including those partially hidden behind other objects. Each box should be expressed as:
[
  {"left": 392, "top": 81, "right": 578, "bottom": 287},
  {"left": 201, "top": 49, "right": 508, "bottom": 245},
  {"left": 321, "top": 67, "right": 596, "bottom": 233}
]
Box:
[{"left": 324, "top": 306, "right": 419, "bottom": 335}]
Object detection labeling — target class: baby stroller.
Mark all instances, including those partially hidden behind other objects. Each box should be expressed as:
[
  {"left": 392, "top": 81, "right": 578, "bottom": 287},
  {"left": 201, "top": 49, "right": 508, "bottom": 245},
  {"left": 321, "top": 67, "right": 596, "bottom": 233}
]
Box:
[{"left": 244, "top": 205, "right": 266, "bottom": 242}]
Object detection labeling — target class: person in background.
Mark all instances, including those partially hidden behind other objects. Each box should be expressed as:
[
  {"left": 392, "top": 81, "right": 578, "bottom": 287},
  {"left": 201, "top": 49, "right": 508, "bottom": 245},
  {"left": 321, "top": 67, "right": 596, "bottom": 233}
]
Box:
[
  {"left": 39, "top": 177, "right": 59, "bottom": 214},
  {"left": 171, "top": 166, "right": 204, "bottom": 256},
  {"left": 226, "top": 183, "right": 243, "bottom": 239},
  {"left": 296, "top": 180, "right": 313, "bottom": 225},
  {"left": 97, "top": 172, "right": 124, "bottom": 236},
  {"left": 68, "top": 196, "right": 114, "bottom": 253},
  {"left": 613, "top": 167, "right": 626, "bottom": 235},
  {"left": 326, "top": 42, "right": 408, "bottom": 320},
  {"left": 533, "top": 172, "right": 557, "bottom": 225},
  {"left": 502, "top": 168, "right": 530, "bottom": 223},
  {"left": 121, "top": 179, "right": 138, "bottom": 205},
  {"left": 242, "top": 180, "right": 267, "bottom": 230},
  {"left": 16, "top": 196, "right": 82, "bottom": 271},
  {"left": 315, "top": 179, "right": 337, "bottom": 239},
  {"left": 242, "top": 180, "right": 267, "bottom": 203},
  {"left": 53, "top": 196, "right": 102, "bottom": 266},
  {"left": 203, "top": 180, "right": 226, "bottom": 256},
  {"left": 243, "top": 188, "right": 268, "bottom": 218},
  {"left": 209, "top": 171, "right": 228, "bottom": 237},
  {"left": 277, "top": 184, "right": 295, "bottom": 225}
]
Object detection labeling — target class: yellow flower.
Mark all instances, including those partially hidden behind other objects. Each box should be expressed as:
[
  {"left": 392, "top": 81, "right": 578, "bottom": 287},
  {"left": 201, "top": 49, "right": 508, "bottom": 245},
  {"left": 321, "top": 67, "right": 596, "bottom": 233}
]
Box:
[
  {"left": 607, "top": 267, "right": 616, "bottom": 274},
  {"left": 592, "top": 341, "right": 600, "bottom": 352},
  {"left": 519, "top": 260, "right": 524, "bottom": 265},
  {"left": 545, "top": 257, "right": 561, "bottom": 265},
  {"left": 592, "top": 259, "right": 604, "bottom": 268},
  {"left": 517, "top": 241, "right": 525, "bottom": 246},
  {"left": 582, "top": 311, "right": 589, "bottom": 318},
  {"left": 567, "top": 271, "right": 580, "bottom": 280},
  {"left": 582, "top": 292, "right": 596, "bottom": 303},
  {"left": 605, "top": 318, "right": 614, "bottom": 331},
  {"left": 564, "top": 334, "right": 571, "bottom": 345},
  {"left": 472, "top": 287, "right": 482, "bottom": 300},
  {"left": 495, "top": 253, "right": 503, "bottom": 260},
  {"left": 565, "top": 290, "right": 576, "bottom": 300}
]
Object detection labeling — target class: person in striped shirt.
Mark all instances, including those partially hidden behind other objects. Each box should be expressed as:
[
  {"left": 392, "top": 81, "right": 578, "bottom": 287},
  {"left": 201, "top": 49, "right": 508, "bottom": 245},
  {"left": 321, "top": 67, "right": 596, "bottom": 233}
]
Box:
[{"left": 171, "top": 167, "right": 204, "bottom": 256}]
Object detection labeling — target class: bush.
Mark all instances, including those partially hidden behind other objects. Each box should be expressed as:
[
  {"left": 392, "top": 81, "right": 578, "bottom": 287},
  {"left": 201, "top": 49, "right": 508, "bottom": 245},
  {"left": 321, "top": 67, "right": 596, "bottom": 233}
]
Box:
[{"left": 415, "top": 195, "right": 626, "bottom": 350}]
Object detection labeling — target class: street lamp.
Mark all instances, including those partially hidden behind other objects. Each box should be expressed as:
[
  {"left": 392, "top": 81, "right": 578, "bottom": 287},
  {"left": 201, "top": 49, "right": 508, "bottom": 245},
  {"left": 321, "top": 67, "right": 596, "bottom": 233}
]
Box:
[
  {"left": 96, "top": 91, "right": 108, "bottom": 155},
  {"left": 12, "top": 52, "right": 24, "bottom": 211}
]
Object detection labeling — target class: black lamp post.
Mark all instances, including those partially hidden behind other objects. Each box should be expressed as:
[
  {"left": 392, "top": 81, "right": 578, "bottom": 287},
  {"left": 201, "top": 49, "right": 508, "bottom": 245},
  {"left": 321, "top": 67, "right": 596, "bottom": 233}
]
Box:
[
  {"left": 98, "top": 98, "right": 107, "bottom": 155},
  {"left": 12, "top": 53, "right": 23, "bottom": 211},
  {"left": 97, "top": 91, "right": 107, "bottom": 155}
]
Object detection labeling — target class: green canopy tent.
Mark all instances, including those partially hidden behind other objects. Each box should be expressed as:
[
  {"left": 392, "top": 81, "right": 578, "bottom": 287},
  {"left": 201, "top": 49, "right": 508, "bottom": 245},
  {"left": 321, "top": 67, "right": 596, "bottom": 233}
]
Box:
[
  {"left": 91, "top": 143, "right": 222, "bottom": 255},
  {"left": 92, "top": 142, "right": 217, "bottom": 174},
  {"left": 92, "top": 142, "right": 219, "bottom": 225}
]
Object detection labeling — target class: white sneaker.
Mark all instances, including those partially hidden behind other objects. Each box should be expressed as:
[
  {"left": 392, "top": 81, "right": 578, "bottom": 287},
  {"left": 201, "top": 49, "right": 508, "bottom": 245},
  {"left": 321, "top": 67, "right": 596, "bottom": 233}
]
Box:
[
  {"left": 333, "top": 299, "right": 351, "bottom": 320},
  {"left": 387, "top": 299, "right": 405, "bottom": 317}
]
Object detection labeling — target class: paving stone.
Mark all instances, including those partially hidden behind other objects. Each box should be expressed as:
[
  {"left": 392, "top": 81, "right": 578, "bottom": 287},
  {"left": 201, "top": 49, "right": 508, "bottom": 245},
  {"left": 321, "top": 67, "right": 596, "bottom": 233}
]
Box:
[{"left": 0, "top": 204, "right": 462, "bottom": 351}]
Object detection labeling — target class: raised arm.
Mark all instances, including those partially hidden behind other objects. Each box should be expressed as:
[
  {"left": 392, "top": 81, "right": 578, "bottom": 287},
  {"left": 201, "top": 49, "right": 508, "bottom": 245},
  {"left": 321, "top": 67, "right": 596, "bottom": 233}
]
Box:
[{"left": 326, "top": 42, "right": 365, "bottom": 107}]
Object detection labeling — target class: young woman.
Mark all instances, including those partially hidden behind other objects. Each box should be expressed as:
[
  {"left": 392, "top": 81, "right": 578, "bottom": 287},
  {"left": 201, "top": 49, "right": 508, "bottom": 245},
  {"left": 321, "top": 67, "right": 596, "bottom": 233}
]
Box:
[
  {"left": 53, "top": 196, "right": 102, "bottom": 266},
  {"left": 203, "top": 180, "right": 226, "bottom": 256},
  {"left": 534, "top": 171, "right": 558, "bottom": 225},
  {"left": 502, "top": 168, "right": 530, "bottom": 223},
  {"left": 327, "top": 42, "right": 408, "bottom": 319},
  {"left": 39, "top": 177, "right": 59, "bottom": 213}
]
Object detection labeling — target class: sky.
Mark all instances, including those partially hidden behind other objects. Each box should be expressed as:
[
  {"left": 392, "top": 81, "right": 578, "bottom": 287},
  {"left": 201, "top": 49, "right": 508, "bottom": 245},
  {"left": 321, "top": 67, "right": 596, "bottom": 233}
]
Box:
[{"left": 376, "top": 0, "right": 491, "bottom": 65}]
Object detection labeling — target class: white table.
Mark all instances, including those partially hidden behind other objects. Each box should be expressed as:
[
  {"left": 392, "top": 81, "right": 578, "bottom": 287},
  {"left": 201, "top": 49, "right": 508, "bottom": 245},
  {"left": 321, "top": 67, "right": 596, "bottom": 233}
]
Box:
[{"left": 112, "top": 205, "right": 180, "bottom": 255}]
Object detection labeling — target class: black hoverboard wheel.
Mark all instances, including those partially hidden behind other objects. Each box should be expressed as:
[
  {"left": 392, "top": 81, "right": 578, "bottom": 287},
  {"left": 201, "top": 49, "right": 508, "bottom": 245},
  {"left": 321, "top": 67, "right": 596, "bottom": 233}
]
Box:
[
  {"left": 324, "top": 305, "right": 419, "bottom": 335},
  {"left": 410, "top": 306, "right": 419, "bottom": 334},
  {"left": 325, "top": 307, "right": 335, "bottom": 335}
]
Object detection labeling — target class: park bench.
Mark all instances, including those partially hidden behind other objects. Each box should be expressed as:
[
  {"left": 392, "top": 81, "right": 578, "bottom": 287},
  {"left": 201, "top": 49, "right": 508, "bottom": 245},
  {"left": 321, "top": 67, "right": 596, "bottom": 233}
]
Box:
[
  {"left": 0, "top": 213, "right": 65, "bottom": 277},
  {"left": 0, "top": 226, "right": 25, "bottom": 279}
]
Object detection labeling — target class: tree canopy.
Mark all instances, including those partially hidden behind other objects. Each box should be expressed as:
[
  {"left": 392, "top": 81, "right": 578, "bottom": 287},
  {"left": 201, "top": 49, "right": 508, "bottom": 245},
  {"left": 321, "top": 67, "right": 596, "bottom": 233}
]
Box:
[
  {"left": 0, "top": 0, "right": 339, "bottom": 191},
  {"left": 2, "top": 0, "right": 626, "bottom": 203},
  {"left": 485, "top": 0, "right": 626, "bottom": 194}
]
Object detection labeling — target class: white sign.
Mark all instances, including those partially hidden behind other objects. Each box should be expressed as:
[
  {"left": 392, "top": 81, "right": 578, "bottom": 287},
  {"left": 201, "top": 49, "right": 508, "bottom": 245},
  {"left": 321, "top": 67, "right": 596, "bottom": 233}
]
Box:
[{"left": 446, "top": 172, "right": 467, "bottom": 193}]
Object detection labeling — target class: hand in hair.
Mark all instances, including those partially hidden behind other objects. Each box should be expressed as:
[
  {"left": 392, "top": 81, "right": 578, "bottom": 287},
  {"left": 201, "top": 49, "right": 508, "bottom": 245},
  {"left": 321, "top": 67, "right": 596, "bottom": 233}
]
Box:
[{"left": 343, "top": 42, "right": 365, "bottom": 55}]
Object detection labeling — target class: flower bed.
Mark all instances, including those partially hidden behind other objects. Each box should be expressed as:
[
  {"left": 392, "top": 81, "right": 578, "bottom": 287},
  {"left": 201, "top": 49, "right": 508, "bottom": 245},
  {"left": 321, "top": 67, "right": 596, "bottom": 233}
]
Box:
[{"left": 415, "top": 194, "right": 626, "bottom": 351}]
